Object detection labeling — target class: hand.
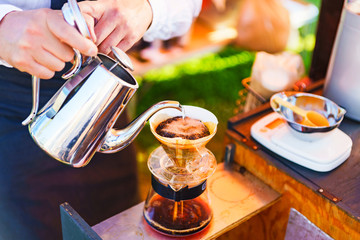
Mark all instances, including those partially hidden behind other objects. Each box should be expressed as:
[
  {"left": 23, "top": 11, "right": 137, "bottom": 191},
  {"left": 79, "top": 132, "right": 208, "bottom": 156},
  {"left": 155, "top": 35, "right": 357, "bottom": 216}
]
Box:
[
  {"left": 0, "top": 9, "right": 97, "bottom": 79},
  {"left": 79, "top": 0, "right": 153, "bottom": 54}
]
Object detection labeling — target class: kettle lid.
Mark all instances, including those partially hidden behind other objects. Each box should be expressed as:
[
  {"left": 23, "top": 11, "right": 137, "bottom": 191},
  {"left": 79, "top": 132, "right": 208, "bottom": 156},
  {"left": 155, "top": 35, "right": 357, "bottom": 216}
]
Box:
[{"left": 111, "top": 46, "right": 134, "bottom": 71}]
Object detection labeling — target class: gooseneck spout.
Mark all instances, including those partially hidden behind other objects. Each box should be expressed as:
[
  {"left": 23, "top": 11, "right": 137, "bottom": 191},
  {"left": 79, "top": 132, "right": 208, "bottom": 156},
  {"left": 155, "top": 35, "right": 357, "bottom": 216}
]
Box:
[{"left": 100, "top": 101, "right": 182, "bottom": 153}]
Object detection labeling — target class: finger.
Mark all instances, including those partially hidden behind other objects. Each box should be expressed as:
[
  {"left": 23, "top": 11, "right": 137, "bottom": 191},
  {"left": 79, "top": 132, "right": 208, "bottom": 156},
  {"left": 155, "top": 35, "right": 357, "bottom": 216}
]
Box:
[
  {"left": 116, "top": 37, "right": 133, "bottom": 52},
  {"left": 78, "top": 1, "right": 105, "bottom": 21},
  {"left": 42, "top": 38, "right": 74, "bottom": 63},
  {"left": 98, "top": 28, "right": 126, "bottom": 54},
  {"left": 8, "top": 52, "right": 54, "bottom": 79},
  {"left": 21, "top": 58, "right": 56, "bottom": 79},
  {"left": 32, "top": 47, "right": 66, "bottom": 72},
  {"left": 47, "top": 11, "right": 97, "bottom": 56},
  {"left": 78, "top": 1, "right": 110, "bottom": 45},
  {"left": 93, "top": 14, "right": 117, "bottom": 47}
]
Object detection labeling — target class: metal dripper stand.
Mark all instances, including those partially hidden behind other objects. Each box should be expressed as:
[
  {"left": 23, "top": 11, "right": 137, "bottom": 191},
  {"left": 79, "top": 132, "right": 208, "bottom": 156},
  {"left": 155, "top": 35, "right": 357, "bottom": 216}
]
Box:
[{"left": 143, "top": 106, "right": 218, "bottom": 236}]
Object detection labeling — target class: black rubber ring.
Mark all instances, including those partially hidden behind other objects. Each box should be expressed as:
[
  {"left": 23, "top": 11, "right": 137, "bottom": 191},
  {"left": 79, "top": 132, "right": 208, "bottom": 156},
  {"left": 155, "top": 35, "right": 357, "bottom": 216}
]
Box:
[{"left": 151, "top": 175, "right": 207, "bottom": 201}]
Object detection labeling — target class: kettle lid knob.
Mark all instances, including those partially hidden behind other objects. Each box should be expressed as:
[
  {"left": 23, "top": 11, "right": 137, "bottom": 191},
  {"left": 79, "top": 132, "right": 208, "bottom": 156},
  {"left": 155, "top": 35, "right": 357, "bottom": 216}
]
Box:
[{"left": 111, "top": 46, "right": 134, "bottom": 71}]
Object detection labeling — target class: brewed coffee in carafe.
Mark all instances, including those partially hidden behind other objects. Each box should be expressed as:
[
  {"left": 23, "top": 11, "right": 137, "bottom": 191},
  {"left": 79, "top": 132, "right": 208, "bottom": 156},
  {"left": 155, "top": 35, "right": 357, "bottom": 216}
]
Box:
[{"left": 143, "top": 106, "right": 218, "bottom": 236}]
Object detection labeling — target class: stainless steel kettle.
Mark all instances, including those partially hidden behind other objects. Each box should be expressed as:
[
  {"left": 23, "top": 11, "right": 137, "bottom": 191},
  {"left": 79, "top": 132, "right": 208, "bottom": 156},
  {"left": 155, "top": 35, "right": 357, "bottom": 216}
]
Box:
[{"left": 22, "top": 0, "right": 182, "bottom": 167}]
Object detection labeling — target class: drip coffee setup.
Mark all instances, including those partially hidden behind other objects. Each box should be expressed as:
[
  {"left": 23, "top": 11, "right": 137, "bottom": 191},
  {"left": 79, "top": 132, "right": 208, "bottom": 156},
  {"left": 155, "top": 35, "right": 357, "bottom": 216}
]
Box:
[
  {"left": 20, "top": 2, "right": 281, "bottom": 238},
  {"left": 83, "top": 104, "right": 279, "bottom": 239},
  {"left": 143, "top": 106, "right": 218, "bottom": 236}
]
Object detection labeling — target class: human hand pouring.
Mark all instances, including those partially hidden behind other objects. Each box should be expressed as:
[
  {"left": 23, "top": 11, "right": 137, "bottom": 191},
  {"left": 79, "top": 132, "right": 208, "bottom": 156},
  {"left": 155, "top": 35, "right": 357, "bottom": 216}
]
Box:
[{"left": 23, "top": 0, "right": 182, "bottom": 167}]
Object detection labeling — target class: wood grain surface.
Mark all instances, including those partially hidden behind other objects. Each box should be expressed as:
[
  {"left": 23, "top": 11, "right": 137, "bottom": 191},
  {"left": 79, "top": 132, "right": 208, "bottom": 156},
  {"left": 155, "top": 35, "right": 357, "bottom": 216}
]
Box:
[{"left": 221, "top": 124, "right": 360, "bottom": 239}]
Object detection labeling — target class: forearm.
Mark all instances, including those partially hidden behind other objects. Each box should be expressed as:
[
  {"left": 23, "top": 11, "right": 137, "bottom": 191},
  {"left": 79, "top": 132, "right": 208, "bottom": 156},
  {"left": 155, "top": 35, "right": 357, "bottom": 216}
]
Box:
[{"left": 143, "top": 0, "right": 202, "bottom": 41}]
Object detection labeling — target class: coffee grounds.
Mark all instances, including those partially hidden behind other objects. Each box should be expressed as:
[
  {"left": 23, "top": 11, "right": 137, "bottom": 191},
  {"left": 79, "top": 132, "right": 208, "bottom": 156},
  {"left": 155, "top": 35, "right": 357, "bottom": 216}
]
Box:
[{"left": 156, "top": 116, "right": 210, "bottom": 140}]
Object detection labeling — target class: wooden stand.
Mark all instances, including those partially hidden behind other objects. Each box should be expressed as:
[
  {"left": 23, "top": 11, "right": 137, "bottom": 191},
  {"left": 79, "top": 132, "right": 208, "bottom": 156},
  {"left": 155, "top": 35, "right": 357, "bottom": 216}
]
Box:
[
  {"left": 89, "top": 163, "right": 279, "bottom": 239},
  {"left": 220, "top": 97, "right": 360, "bottom": 239},
  {"left": 61, "top": 163, "right": 279, "bottom": 239}
]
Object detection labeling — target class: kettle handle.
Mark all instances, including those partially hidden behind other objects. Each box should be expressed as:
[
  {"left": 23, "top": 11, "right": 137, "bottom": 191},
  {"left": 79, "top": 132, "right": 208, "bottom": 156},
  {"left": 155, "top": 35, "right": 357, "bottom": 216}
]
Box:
[
  {"left": 21, "top": 46, "right": 83, "bottom": 126},
  {"left": 61, "top": 0, "right": 91, "bottom": 79},
  {"left": 22, "top": 76, "right": 40, "bottom": 126},
  {"left": 62, "top": 49, "right": 83, "bottom": 79}
]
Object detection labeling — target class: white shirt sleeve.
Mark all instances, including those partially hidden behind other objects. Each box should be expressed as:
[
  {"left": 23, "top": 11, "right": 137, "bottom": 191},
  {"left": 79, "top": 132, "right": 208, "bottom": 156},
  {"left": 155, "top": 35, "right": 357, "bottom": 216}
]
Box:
[
  {"left": 0, "top": 4, "right": 22, "bottom": 21},
  {"left": 143, "top": 0, "right": 202, "bottom": 42},
  {"left": 0, "top": 4, "right": 23, "bottom": 68}
]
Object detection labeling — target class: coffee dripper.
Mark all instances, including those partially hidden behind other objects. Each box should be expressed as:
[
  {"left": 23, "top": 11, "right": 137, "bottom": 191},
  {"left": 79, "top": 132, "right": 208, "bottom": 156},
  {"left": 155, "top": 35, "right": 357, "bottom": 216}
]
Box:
[
  {"left": 143, "top": 106, "right": 218, "bottom": 236},
  {"left": 22, "top": 0, "right": 182, "bottom": 167}
]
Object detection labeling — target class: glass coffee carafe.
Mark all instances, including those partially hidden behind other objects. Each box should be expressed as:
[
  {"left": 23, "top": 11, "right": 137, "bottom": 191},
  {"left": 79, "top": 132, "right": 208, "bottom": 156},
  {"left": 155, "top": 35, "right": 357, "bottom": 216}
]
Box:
[{"left": 143, "top": 106, "right": 218, "bottom": 236}]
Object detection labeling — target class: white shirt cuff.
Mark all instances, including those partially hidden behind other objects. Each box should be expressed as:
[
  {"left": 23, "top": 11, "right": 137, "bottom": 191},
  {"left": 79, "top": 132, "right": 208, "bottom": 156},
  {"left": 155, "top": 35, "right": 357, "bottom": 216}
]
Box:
[
  {"left": 0, "top": 4, "right": 22, "bottom": 22},
  {"left": 143, "top": 0, "right": 202, "bottom": 42},
  {"left": 0, "top": 4, "right": 23, "bottom": 68},
  {"left": 143, "top": 0, "right": 167, "bottom": 42}
]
